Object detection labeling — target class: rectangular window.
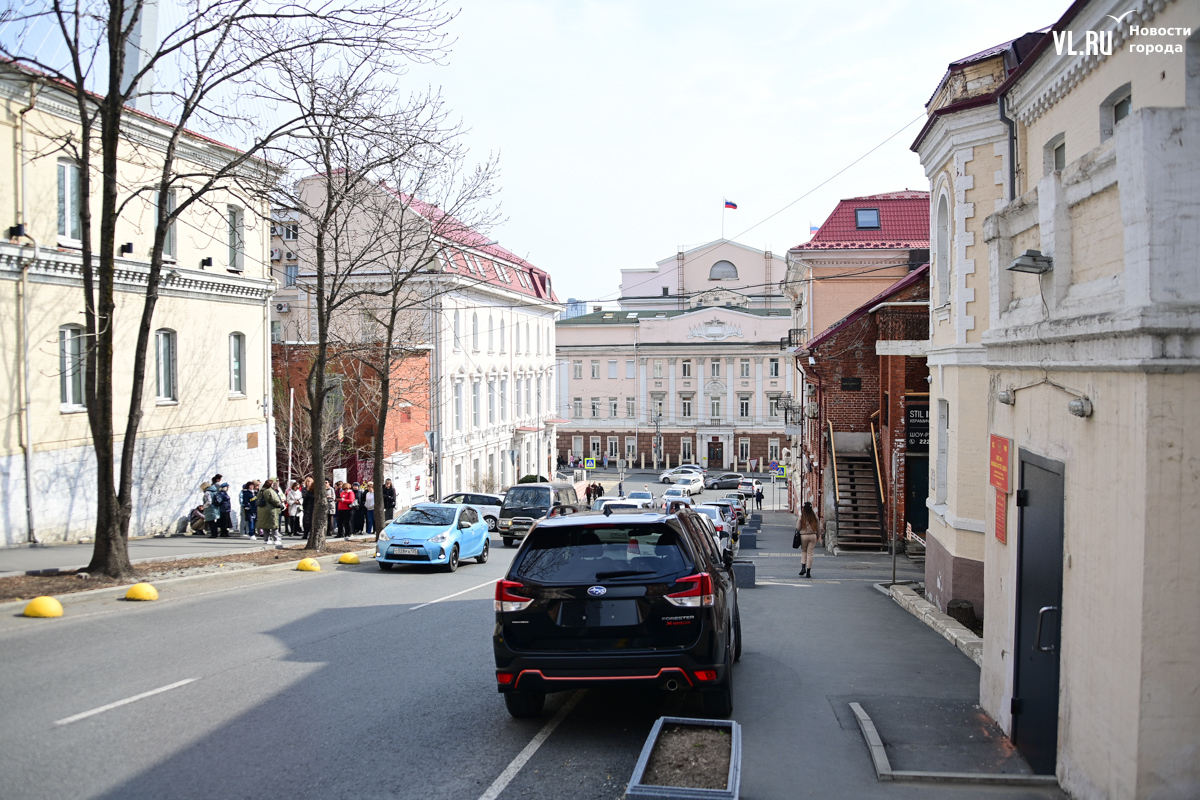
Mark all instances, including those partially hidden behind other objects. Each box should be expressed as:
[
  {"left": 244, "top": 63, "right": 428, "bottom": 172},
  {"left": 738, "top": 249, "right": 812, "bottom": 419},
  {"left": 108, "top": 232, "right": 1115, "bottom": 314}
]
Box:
[
  {"left": 500, "top": 379, "right": 508, "bottom": 421},
  {"left": 711, "top": 360, "right": 721, "bottom": 378},
  {"left": 739, "top": 396, "right": 750, "bottom": 418},
  {"left": 590, "top": 436, "right": 601, "bottom": 455},
  {"left": 740, "top": 359, "right": 750, "bottom": 378},
  {"left": 609, "top": 398, "right": 618, "bottom": 418},
  {"left": 227, "top": 205, "right": 245, "bottom": 272},
  {"left": 739, "top": 438, "right": 750, "bottom": 460},
  {"left": 229, "top": 333, "right": 245, "bottom": 394},
  {"left": 155, "top": 329, "right": 177, "bottom": 401},
  {"left": 608, "top": 360, "right": 617, "bottom": 379},
  {"left": 710, "top": 398, "right": 721, "bottom": 418},
  {"left": 625, "top": 437, "right": 637, "bottom": 458},
  {"left": 769, "top": 358, "right": 779, "bottom": 378},
  {"left": 454, "top": 383, "right": 463, "bottom": 431},
  {"left": 854, "top": 208, "right": 881, "bottom": 229},
  {"left": 681, "top": 360, "right": 692, "bottom": 377},
  {"left": 285, "top": 265, "right": 298, "bottom": 286},
  {"left": 1113, "top": 94, "right": 1131, "bottom": 123},
  {"left": 525, "top": 378, "right": 532, "bottom": 416},
  {"left": 653, "top": 360, "right": 663, "bottom": 379},
  {"left": 681, "top": 396, "right": 693, "bottom": 418},
  {"left": 573, "top": 397, "right": 583, "bottom": 418},
  {"left": 572, "top": 435, "right": 584, "bottom": 456},
  {"left": 472, "top": 382, "right": 481, "bottom": 428},
  {"left": 1054, "top": 141, "right": 1066, "bottom": 171},
  {"left": 768, "top": 439, "right": 781, "bottom": 461},
  {"left": 59, "top": 326, "right": 85, "bottom": 407},
  {"left": 573, "top": 361, "right": 582, "bottom": 380},
  {"left": 514, "top": 380, "right": 522, "bottom": 417},
  {"left": 626, "top": 397, "right": 635, "bottom": 418},
  {"left": 768, "top": 396, "right": 780, "bottom": 418},
  {"left": 57, "top": 160, "right": 83, "bottom": 243},
  {"left": 681, "top": 438, "right": 693, "bottom": 461},
  {"left": 158, "top": 189, "right": 178, "bottom": 259},
  {"left": 281, "top": 222, "right": 298, "bottom": 241},
  {"left": 270, "top": 321, "right": 282, "bottom": 343},
  {"left": 591, "top": 360, "right": 600, "bottom": 379},
  {"left": 591, "top": 397, "right": 600, "bottom": 418},
  {"left": 488, "top": 380, "right": 496, "bottom": 423},
  {"left": 626, "top": 360, "right": 635, "bottom": 378},
  {"left": 607, "top": 437, "right": 619, "bottom": 457},
  {"left": 653, "top": 397, "right": 664, "bottom": 418}
]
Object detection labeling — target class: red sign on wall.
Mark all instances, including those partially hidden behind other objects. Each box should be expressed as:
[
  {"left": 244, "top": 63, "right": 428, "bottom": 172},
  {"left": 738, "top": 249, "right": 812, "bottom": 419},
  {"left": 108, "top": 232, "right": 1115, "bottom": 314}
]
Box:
[
  {"left": 995, "top": 487, "right": 1008, "bottom": 545},
  {"left": 989, "top": 434, "right": 1012, "bottom": 493}
]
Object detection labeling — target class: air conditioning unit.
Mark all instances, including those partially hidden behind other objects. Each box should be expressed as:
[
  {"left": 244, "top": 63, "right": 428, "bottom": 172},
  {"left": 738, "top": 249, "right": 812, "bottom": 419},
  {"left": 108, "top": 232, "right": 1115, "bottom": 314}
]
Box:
[
  {"left": 270, "top": 248, "right": 282, "bottom": 261},
  {"left": 275, "top": 302, "right": 290, "bottom": 313},
  {"left": 285, "top": 251, "right": 297, "bottom": 260}
]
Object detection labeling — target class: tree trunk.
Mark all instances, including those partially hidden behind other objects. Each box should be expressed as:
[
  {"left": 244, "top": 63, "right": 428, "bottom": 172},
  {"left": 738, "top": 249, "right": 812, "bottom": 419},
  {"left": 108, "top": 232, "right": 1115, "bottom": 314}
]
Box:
[{"left": 372, "top": 346, "right": 390, "bottom": 542}]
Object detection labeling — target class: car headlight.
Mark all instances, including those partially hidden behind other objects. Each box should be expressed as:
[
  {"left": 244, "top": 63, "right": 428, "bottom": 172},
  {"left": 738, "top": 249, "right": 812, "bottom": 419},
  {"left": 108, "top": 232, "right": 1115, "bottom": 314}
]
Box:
[{"left": 428, "top": 531, "right": 450, "bottom": 543}]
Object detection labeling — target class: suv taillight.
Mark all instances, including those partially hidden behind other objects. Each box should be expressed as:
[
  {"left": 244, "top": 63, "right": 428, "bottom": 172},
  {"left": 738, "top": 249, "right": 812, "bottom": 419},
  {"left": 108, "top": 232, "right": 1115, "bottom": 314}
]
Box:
[
  {"left": 666, "top": 573, "right": 715, "bottom": 607},
  {"left": 495, "top": 580, "right": 533, "bottom": 612}
]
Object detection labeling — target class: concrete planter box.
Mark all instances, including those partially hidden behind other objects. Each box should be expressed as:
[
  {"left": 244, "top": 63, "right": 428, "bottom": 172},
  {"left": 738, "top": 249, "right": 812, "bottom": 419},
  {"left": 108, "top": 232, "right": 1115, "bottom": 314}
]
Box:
[
  {"left": 626, "top": 716, "right": 742, "bottom": 800},
  {"left": 731, "top": 559, "right": 755, "bottom": 587}
]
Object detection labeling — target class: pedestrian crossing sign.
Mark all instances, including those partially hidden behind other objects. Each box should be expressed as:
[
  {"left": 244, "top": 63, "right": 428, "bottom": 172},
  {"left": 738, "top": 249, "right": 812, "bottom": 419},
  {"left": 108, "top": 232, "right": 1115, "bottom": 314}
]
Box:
[
  {"left": 773, "top": 464, "right": 788, "bottom": 477},
  {"left": 584, "top": 457, "right": 596, "bottom": 470}
]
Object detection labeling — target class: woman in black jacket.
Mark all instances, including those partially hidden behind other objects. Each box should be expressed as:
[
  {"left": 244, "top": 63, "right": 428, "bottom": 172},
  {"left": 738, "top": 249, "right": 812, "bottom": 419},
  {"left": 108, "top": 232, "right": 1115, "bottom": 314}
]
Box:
[
  {"left": 301, "top": 476, "right": 315, "bottom": 536},
  {"left": 351, "top": 482, "right": 366, "bottom": 535},
  {"left": 382, "top": 479, "right": 397, "bottom": 522}
]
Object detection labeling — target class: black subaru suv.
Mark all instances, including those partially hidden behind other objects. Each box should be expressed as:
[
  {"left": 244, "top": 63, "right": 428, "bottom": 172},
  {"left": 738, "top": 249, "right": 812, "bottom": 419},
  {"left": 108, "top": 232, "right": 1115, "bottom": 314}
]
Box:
[{"left": 493, "top": 509, "right": 741, "bottom": 719}]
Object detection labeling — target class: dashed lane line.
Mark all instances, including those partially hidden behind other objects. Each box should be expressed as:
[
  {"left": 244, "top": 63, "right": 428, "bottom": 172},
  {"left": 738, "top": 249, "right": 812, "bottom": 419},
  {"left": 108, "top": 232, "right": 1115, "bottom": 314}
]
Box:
[
  {"left": 476, "top": 690, "right": 585, "bottom": 800},
  {"left": 409, "top": 579, "right": 496, "bottom": 611},
  {"left": 54, "top": 679, "right": 198, "bottom": 726}
]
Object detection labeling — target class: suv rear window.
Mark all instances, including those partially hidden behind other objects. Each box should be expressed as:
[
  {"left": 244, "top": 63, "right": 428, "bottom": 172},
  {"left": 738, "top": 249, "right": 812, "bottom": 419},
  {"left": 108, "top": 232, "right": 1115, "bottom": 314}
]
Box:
[
  {"left": 504, "top": 486, "right": 550, "bottom": 509},
  {"left": 513, "top": 524, "right": 694, "bottom": 584}
]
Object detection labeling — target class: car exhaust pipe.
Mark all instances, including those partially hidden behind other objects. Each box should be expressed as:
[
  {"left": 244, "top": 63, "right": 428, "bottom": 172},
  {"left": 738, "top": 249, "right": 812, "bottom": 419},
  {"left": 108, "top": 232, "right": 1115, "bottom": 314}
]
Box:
[{"left": 664, "top": 679, "right": 680, "bottom": 692}]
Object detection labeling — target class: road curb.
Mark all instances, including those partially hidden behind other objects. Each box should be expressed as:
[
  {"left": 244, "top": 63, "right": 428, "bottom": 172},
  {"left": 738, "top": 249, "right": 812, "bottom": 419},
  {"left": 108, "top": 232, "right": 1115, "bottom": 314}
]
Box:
[
  {"left": 0, "top": 547, "right": 377, "bottom": 613},
  {"left": 886, "top": 584, "right": 983, "bottom": 667}
]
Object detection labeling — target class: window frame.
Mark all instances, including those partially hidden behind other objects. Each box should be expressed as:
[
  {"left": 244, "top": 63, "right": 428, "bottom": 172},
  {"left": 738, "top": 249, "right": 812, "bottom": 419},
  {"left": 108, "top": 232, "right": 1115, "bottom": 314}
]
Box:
[
  {"left": 59, "top": 324, "right": 86, "bottom": 409},
  {"left": 854, "top": 208, "right": 881, "bottom": 229},
  {"left": 155, "top": 328, "right": 178, "bottom": 403},
  {"left": 57, "top": 159, "right": 84, "bottom": 245},
  {"left": 228, "top": 332, "right": 246, "bottom": 396},
  {"left": 227, "top": 205, "right": 245, "bottom": 272}
]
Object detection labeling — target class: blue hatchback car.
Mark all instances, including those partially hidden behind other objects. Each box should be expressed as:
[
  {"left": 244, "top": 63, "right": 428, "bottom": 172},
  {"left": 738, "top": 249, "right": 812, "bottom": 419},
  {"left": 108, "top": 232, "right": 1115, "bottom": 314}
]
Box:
[{"left": 376, "top": 504, "right": 491, "bottom": 572}]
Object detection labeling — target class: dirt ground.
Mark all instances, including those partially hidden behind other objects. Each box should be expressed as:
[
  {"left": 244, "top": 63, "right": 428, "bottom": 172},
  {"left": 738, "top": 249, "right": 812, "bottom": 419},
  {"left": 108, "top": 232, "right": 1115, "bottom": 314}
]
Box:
[
  {"left": 641, "top": 723, "right": 732, "bottom": 789},
  {"left": 0, "top": 539, "right": 374, "bottom": 603}
]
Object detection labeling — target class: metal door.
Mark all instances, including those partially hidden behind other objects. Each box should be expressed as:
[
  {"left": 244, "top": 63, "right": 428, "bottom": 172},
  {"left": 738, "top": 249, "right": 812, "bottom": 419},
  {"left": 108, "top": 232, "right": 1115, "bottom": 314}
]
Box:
[
  {"left": 905, "top": 455, "right": 929, "bottom": 531},
  {"left": 707, "top": 442, "right": 724, "bottom": 470},
  {"left": 1012, "top": 450, "right": 1065, "bottom": 775}
]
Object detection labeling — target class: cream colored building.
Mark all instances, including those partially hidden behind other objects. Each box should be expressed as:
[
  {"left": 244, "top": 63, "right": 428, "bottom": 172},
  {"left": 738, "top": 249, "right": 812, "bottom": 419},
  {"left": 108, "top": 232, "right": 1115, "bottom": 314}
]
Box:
[
  {"left": 919, "top": 2, "right": 1199, "bottom": 795},
  {"left": 0, "top": 65, "right": 275, "bottom": 545}
]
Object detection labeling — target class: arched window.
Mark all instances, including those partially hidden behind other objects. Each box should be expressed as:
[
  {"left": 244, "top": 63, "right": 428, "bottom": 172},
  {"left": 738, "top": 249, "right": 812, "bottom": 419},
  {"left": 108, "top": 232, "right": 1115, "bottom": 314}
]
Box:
[
  {"left": 488, "top": 315, "right": 494, "bottom": 352},
  {"left": 59, "top": 325, "right": 85, "bottom": 407},
  {"left": 935, "top": 194, "right": 950, "bottom": 305},
  {"left": 155, "top": 328, "right": 178, "bottom": 401},
  {"left": 472, "top": 312, "right": 480, "bottom": 351},
  {"left": 709, "top": 260, "right": 738, "bottom": 280},
  {"left": 229, "top": 332, "right": 246, "bottom": 394},
  {"left": 453, "top": 310, "right": 461, "bottom": 350}
]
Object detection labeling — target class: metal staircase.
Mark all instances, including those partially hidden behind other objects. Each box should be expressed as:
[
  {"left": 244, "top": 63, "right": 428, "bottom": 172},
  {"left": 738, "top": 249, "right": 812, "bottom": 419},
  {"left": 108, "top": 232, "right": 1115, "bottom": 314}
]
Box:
[{"left": 834, "top": 453, "right": 886, "bottom": 551}]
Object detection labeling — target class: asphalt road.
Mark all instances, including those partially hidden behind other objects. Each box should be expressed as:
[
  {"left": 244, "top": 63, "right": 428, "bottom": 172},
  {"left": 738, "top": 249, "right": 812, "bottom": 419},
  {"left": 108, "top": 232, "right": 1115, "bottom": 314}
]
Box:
[{"left": 0, "top": 512, "right": 1065, "bottom": 800}]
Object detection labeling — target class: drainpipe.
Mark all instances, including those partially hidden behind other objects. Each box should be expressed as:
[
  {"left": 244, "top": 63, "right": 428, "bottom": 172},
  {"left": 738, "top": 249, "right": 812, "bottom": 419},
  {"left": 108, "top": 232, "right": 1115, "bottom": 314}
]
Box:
[
  {"left": 17, "top": 80, "right": 39, "bottom": 544},
  {"left": 998, "top": 95, "right": 1017, "bottom": 202}
]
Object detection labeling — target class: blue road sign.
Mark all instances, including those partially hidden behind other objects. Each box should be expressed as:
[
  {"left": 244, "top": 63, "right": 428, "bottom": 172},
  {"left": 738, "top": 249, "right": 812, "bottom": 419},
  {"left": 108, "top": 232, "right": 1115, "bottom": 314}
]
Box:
[{"left": 584, "top": 457, "right": 596, "bottom": 470}]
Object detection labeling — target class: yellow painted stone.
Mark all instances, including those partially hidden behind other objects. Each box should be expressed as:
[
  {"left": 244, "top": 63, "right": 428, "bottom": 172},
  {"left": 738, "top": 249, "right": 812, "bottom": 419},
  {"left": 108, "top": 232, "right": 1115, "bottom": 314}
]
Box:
[
  {"left": 125, "top": 583, "right": 159, "bottom": 601},
  {"left": 338, "top": 553, "right": 360, "bottom": 565},
  {"left": 296, "top": 558, "right": 321, "bottom": 572},
  {"left": 23, "top": 596, "right": 63, "bottom": 618}
]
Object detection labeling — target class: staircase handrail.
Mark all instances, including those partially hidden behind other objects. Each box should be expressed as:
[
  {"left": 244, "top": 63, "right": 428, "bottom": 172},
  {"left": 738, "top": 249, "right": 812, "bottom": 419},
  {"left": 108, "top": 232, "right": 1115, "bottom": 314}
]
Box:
[
  {"left": 827, "top": 419, "right": 840, "bottom": 505},
  {"left": 870, "top": 421, "right": 885, "bottom": 508}
]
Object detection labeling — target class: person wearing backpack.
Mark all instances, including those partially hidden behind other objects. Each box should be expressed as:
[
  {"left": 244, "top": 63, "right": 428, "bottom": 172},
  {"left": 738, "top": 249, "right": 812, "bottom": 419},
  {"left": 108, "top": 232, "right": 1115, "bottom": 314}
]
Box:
[
  {"left": 202, "top": 480, "right": 220, "bottom": 537},
  {"left": 256, "top": 479, "right": 285, "bottom": 546}
]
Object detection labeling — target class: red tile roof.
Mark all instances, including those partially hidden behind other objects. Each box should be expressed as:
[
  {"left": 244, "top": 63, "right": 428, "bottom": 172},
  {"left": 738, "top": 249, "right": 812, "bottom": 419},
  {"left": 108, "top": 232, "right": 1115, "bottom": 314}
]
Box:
[
  {"left": 793, "top": 190, "right": 929, "bottom": 251},
  {"left": 804, "top": 264, "right": 930, "bottom": 352}
]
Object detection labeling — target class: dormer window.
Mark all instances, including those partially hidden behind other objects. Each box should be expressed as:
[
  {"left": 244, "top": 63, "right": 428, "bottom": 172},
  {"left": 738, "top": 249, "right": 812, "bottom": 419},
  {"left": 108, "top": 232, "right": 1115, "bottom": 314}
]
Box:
[{"left": 854, "top": 208, "right": 881, "bottom": 229}]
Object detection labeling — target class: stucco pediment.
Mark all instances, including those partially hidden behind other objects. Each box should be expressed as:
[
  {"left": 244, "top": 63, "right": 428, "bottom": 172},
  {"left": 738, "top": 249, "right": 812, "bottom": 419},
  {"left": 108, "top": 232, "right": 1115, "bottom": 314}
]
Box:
[
  {"left": 690, "top": 288, "right": 749, "bottom": 309},
  {"left": 686, "top": 318, "right": 744, "bottom": 341},
  {"left": 705, "top": 379, "right": 725, "bottom": 394}
]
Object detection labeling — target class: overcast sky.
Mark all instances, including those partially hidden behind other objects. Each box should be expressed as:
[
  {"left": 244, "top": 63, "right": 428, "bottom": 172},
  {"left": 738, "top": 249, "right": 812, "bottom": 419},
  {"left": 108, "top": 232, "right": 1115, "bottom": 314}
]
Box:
[{"left": 402, "top": 0, "right": 1057, "bottom": 305}]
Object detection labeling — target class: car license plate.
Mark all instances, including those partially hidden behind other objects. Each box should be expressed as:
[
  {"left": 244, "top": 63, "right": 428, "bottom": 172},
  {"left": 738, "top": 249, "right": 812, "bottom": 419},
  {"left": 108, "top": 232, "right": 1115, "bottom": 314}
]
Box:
[
  {"left": 558, "top": 600, "right": 641, "bottom": 627},
  {"left": 393, "top": 547, "right": 420, "bottom": 556}
]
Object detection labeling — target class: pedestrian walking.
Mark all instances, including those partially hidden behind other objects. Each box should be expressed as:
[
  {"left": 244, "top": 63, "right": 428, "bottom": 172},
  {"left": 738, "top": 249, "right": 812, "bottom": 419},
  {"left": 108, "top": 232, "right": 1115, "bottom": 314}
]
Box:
[
  {"left": 617, "top": 480, "right": 624, "bottom": 497},
  {"left": 382, "top": 478, "right": 397, "bottom": 522},
  {"left": 351, "top": 481, "right": 366, "bottom": 534},
  {"left": 240, "top": 481, "right": 258, "bottom": 537},
  {"left": 796, "top": 501, "right": 819, "bottom": 578},
  {"left": 336, "top": 481, "right": 355, "bottom": 537},
  {"left": 202, "top": 480, "right": 220, "bottom": 537},
  {"left": 364, "top": 481, "right": 376, "bottom": 537},
  {"left": 755, "top": 487, "right": 764, "bottom": 511},
  {"left": 256, "top": 479, "right": 285, "bottom": 546},
  {"left": 326, "top": 479, "right": 336, "bottom": 535},
  {"left": 301, "top": 477, "right": 315, "bottom": 536},
  {"left": 215, "top": 483, "right": 234, "bottom": 537},
  {"left": 286, "top": 481, "right": 303, "bottom": 537}
]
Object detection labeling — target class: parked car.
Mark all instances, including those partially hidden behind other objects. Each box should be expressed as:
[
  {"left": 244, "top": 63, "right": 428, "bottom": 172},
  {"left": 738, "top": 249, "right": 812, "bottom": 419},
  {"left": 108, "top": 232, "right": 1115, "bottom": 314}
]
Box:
[
  {"left": 376, "top": 504, "right": 490, "bottom": 572},
  {"left": 704, "top": 472, "right": 743, "bottom": 490},
  {"left": 659, "top": 466, "right": 702, "bottom": 484},
  {"left": 441, "top": 492, "right": 504, "bottom": 532},
  {"left": 677, "top": 463, "right": 708, "bottom": 476},
  {"left": 625, "top": 491, "right": 657, "bottom": 509},
  {"left": 660, "top": 487, "right": 695, "bottom": 510},
  {"left": 493, "top": 510, "right": 741, "bottom": 719},
  {"left": 675, "top": 475, "right": 705, "bottom": 496},
  {"left": 735, "top": 479, "right": 763, "bottom": 500},
  {"left": 710, "top": 498, "right": 745, "bottom": 527},
  {"left": 591, "top": 496, "right": 625, "bottom": 511},
  {"left": 693, "top": 504, "right": 736, "bottom": 550},
  {"left": 498, "top": 482, "right": 584, "bottom": 547}
]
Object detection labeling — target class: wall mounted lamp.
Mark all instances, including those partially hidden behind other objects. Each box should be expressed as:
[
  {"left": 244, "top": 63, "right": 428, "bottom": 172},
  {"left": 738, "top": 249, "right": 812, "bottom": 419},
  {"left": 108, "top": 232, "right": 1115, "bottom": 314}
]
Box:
[
  {"left": 8, "top": 223, "right": 25, "bottom": 239},
  {"left": 119, "top": 242, "right": 133, "bottom": 256},
  {"left": 997, "top": 389, "right": 1016, "bottom": 405},
  {"left": 1067, "top": 398, "right": 1094, "bottom": 418},
  {"left": 1007, "top": 249, "right": 1053, "bottom": 274},
  {"left": 996, "top": 379, "right": 1093, "bottom": 418},
  {"left": 200, "top": 257, "right": 213, "bottom": 267}
]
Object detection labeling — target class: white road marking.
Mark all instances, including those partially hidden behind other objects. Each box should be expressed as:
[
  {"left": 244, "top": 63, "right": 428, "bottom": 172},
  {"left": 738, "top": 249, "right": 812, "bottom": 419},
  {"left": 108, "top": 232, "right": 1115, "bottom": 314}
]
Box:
[
  {"left": 409, "top": 579, "right": 495, "bottom": 611},
  {"left": 54, "top": 678, "right": 198, "bottom": 726},
  {"left": 476, "top": 690, "right": 584, "bottom": 800}
]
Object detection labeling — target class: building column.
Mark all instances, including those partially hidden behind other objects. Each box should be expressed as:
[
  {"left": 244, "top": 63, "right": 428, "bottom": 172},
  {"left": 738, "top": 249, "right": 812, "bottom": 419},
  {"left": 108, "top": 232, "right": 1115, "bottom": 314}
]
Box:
[
  {"left": 667, "top": 358, "right": 677, "bottom": 425},
  {"left": 754, "top": 356, "right": 764, "bottom": 424},
  {"left": 725, "top": 358, "right": 735, "bottom": 424},
  {"left": 638, "top": 357, "right": 648, "bottom": 424}
]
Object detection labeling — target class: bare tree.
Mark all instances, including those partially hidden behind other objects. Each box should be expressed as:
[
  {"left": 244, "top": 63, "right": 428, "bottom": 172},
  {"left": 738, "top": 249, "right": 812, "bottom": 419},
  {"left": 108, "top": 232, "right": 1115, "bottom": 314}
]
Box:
[{"left": 0, "top": 0, "right": 452, "bottom": 577}]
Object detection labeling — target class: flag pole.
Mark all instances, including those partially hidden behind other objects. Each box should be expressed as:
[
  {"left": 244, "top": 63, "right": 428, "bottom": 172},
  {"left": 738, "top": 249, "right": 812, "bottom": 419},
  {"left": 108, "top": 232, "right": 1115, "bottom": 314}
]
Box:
[{"left": 721, "top": 199, "right": 725, "bottom": 239}]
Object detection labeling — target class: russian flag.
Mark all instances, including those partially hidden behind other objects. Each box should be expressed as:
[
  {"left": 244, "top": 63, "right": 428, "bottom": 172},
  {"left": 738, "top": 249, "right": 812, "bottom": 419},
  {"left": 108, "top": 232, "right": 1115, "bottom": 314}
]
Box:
[
  {"left": 810, "top": 223, "right": 820, "bottom": 234},
  {"left": 724, "top": 200, "right": 737, "bottom": 209}
]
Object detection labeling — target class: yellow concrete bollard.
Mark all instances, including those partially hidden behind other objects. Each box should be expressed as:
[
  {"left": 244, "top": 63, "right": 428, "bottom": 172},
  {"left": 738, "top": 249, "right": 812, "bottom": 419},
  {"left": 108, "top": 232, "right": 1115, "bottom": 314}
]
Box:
[
  {"left": 125, "top": 583, "right": 159, "bottom": 601},
  {"left": 338, "top": 553, "right": 360, "bottom": 565},
  {"left": 23, "top": 596, "right": 63, "bottom": 618},
  {"left": 296, "top": 558, "right": 321, "bottom": 572}
]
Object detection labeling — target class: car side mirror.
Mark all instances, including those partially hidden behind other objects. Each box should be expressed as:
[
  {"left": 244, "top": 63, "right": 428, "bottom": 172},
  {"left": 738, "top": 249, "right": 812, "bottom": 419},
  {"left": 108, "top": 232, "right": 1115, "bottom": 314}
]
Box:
[
  {"left": 723, "top": 550, "right": 734, "bottom": 570},
  {"left": 459, "top": 520, "right": 471, "bottom": 529}
]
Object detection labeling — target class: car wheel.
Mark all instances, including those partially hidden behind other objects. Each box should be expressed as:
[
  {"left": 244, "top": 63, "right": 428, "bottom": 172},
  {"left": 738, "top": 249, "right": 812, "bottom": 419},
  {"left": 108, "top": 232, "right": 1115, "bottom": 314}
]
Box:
[
  {"left": 662, "top": 477, "right": 671, "bottom": 484},
  {"left": 444, "top": 545, "right": 459, "bottom": 573},
  {"left": 733, "top": 604, "right": 743, "bottom": 662},
  {"left": 476, "top": 539, "right": 490, "bottom": 564},
  {"left": 378, "top": 561, "right": 394, "bottom": 571},
  {"left": 504, "top": 690, "right": 546, "bottom": 718},
  {"left": 701, "top": 648, "right": 734, "bottom": 718},
  {"left": 485, "top": 516, "right": 498, "bottom": 532},
  {"left": 503, "top": 536, "right": 515, "bottom": 548}
]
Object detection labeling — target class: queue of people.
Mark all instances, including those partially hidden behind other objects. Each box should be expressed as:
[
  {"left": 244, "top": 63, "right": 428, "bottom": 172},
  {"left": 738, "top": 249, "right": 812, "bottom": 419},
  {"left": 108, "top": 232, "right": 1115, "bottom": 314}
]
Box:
[{"left": 193, "top": 473, "right": 399, "bottom": 543}]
